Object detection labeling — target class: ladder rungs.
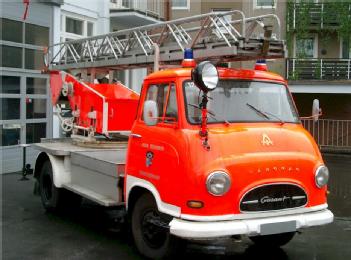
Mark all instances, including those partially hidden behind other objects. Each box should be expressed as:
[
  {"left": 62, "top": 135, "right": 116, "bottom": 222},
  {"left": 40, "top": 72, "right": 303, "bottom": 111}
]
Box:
[{"left": 45, "top": 11, "right": 285, "bottom": 71}]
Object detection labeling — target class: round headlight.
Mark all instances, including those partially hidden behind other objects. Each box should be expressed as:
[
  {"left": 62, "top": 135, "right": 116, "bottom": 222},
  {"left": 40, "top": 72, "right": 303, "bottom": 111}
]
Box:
[
  {"left": 315, "top": 165, "right": 329, "bottom": 188},
  {"left": 206, "top": 171, "right": 231, "bottom": 196},
  {"left": 192, "top": 61, "right": 219, "bottom": 92}
]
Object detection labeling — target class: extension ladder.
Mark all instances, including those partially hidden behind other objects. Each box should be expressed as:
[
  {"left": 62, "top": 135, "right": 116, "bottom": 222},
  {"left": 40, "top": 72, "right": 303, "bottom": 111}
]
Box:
[{"left": 45, "top": 10, "right": 286, "bottom": 72}]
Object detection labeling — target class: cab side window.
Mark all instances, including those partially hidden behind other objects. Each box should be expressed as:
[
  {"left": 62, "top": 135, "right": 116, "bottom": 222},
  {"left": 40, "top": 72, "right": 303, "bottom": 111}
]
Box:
[
  {"left": 144, "top": 83, "right": 178, "bottom": 124},
  {"left": 164, "top": 84, "right": 178, "bottom": 122}
]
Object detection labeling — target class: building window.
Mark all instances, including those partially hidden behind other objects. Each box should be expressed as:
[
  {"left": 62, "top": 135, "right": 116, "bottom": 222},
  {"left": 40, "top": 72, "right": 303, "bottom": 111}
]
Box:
[
  {"left": 0, "top": 45, "right": 23, "bottom": 68},
  {"left": 1, "top": 98, "right": 20, "bottom": 120},
  {"left": 26, "top": 123, "right": 46, "bottom": 144},
  {"left": 255, "top": 0, "right": 276, "bottom": 9},
  {"left": 87, "top": 22, "right": 94, "bottom": 37},
  {"left": 172, "top": 0, "right": 189, "bottom": 10},
  {"left": 1, "top": 17, "right": 50, "bottom": 147},
  {"left": 25, "top": 23, "right": 49, "bottom": 46},
  {"left": 26, "top": 98, "right": 46, "bottom": 119},
  {"left": 0, "top": 124, "right": 21, "bottom": 146},
  {"left": 296, "top": 36, "right": 317, "bottom": 58},
  {"left": 341, "top": 37, "right": 351, "bottom": 59},
  {"left": 26, "top": 78, "right": 47, "bottom": 95},
  {"left": 25, "top": 49, "right": 44, "bottom": 70},
  {"left": 0, "top": 18, "right": 23, "bottom": 43},
  {"left": 66, "top": 17, "right": 83, "bottom": 35},
  {"left": 61, "top": 14, "right": 96, "bottom": 42},
  {"left": 1, "top": 76, "right": 20, "bottom": 94}
]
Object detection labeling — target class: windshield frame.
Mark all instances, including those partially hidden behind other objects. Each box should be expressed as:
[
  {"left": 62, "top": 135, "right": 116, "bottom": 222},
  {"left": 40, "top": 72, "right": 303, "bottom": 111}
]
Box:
[{"left": 182, "top": 79, "right": 301, "bottom": 125}]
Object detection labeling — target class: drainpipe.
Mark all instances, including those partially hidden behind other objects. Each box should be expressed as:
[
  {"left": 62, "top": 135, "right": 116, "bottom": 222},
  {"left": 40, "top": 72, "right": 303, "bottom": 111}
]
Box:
[{"left": 164, "top": 0, "right": 171, "bottom": 21}]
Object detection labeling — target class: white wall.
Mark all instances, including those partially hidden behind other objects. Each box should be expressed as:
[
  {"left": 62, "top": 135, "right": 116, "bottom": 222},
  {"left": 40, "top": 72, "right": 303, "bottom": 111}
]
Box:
[
  {"left": 61, "top": 0, "right": 110, "bottom": 35},
  {"left": 129, "top": 68, "right": 147, "bottom": 93},
  {"left": 52, "top": 0, "right": 110, "bottom": 138}
]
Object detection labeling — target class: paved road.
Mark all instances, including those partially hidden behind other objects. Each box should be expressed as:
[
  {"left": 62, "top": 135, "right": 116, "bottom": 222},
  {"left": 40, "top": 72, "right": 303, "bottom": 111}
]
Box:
[{"left": 2, "top": 154, "right": 351, "bottom": 259}]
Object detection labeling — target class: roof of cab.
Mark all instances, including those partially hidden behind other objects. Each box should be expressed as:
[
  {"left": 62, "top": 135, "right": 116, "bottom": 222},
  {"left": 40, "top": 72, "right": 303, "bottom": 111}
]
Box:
[{"left": 145, "top": 67, "right": 286, "bottom": 84}]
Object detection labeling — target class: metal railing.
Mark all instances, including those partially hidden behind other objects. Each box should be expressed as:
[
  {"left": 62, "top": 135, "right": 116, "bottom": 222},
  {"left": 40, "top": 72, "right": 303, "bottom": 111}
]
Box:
[
  {"left": 110, "top": 0, "right": 165, "bottom": 20},
  {"left": 287, "top": 2, "right": 351, "bottom": 30},
  {"left": 287, "top": 58, "right": 351, "bottom": 80},
  {"left": 302, "top": 119, "right": 351, "bottom": 152}
]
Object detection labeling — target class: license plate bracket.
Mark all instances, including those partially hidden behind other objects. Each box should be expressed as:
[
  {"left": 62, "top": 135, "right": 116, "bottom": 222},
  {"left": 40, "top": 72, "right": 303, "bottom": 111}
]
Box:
[{"left": 260, "top": 221, "right": 296, "bottom": 236}]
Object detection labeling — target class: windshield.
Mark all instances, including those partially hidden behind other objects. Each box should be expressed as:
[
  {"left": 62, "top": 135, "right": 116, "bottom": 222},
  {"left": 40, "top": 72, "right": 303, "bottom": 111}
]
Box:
[{"left": 184, "top": 80, "right": 300, "bottom": 124}]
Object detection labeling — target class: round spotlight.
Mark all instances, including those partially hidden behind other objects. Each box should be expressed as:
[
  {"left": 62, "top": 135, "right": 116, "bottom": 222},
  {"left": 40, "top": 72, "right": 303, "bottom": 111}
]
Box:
[{"left": 192, "top": 61, "right": 219, "bottom": 92}]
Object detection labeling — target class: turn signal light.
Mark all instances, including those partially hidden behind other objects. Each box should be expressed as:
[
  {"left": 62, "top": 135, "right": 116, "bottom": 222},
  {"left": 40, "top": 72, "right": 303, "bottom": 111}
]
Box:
[{"left": 187, "top": 200, "right": 204, "bottom": 209}]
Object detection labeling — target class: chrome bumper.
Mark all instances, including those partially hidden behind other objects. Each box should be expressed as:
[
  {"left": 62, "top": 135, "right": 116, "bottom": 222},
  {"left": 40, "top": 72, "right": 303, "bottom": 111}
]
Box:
[{"left": 169, "top": 209, "right": 333, "bottom": 239}]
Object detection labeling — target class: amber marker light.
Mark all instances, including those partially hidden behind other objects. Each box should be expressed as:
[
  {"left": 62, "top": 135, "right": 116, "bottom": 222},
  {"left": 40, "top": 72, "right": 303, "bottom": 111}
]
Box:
[{"left": 187, "top": 200, "right": 204, "bottom": 209}]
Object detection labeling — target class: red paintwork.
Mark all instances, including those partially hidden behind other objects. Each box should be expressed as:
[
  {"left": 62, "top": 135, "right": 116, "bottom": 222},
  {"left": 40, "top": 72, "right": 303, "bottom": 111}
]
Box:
[
  {"left": 49, "top": 71, "right": 63, "bottom": 105},
  {"left": 126, "top": 67, "right": 327, "bottom": 217},
  {"left": 51, "top": 73, "right": 139, "bottom": 134}
]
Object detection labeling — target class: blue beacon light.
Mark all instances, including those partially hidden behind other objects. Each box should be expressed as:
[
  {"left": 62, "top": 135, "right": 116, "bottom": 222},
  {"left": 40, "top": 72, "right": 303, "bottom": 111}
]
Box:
[{"left": 182, "top": 48, "right": 196, "bottom": 67}]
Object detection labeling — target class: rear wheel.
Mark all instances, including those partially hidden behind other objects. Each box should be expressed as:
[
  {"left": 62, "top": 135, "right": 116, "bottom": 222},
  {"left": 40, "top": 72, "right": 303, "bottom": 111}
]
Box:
[
  {"left": 39, "top": 160, "right": 81, "bottom": 212},
  {"left": 249, "top": 232, "right": 295, "bottom": 247},
  {"left": 131, "top": 193, "right": 183, "bottom": 259}
]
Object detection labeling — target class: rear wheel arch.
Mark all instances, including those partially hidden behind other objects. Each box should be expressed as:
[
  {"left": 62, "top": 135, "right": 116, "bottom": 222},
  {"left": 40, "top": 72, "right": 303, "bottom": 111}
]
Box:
[
  {"left": 34, "top": 152, "right": 50, "bottom": 180},
  {"left": 39, "top": 159, "right": 81, "bottom": 211}
]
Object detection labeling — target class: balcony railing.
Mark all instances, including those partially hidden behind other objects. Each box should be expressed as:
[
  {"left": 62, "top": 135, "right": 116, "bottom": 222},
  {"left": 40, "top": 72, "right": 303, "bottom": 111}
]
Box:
[
  {"left": 302, "top": 119, "right": 351, "bottom": 152},
  {"left": 287, "top": 2, "right": 351, "bottom": 31},
  {"left": 287, "top": 58, "right": 351, "bottom": 80},
  {"left": 110, "top": 0, "right": 165, "bottom": 20}
]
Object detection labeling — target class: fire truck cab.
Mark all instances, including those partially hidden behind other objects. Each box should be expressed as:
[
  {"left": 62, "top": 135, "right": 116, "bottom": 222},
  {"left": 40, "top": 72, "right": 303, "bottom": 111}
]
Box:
[{"left": 124, "top": 60, "right": 333, "bottom": 258}]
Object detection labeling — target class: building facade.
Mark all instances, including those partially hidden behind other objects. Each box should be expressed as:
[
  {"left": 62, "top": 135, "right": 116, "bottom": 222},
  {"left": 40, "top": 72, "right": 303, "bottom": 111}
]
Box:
[
  {"left": 1, "top": 1, "right": 59, "bottom": 173},
  {"left": 286, "top": 0, "right": 351, "bottom": 150},
  {"left": 286, "top": 0, "right": 351, "bottom": 117},
  {"left": 0, "top": 0, "right": 110, "bottom": 173}
]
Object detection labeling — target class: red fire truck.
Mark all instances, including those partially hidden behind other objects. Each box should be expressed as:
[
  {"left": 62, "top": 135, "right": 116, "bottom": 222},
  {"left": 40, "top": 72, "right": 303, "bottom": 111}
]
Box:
[{"left": 32, "top": 11, "right": 333, "bottom": 258}]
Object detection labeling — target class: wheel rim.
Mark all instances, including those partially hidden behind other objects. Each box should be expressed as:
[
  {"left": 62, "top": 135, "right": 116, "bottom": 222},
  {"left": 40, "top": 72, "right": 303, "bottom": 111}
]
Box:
[
  {"left": 42, "top": 172, "right": 53, "bottom": 201},
  {"left": 141, "top": 209, "right": 167, "bottom": 249}
]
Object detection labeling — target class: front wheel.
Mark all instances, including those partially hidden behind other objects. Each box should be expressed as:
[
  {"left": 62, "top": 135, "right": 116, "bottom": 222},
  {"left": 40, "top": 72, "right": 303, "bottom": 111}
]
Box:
[
  {"left": 131, "top": 193, "right": 183, "bottom": 259},
  {"left": 249, "top": 232, "right": 295, "bottom": 247}
]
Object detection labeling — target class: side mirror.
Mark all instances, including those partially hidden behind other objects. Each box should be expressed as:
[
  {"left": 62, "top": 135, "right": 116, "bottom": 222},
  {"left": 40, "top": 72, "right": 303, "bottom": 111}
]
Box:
[
  {"left": 192, "top": 61, "right": 219, "bottom": 93},
  {"left": 312, "top": 99, "right": 322, "bottom": 122},
  {"left": 143, "top": 100, "right": 158, "bottom": 126}
]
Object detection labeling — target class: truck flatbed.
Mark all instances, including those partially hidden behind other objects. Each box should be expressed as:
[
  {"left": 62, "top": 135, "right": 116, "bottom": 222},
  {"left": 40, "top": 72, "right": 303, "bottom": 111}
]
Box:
[
  {"left": 33, "top": 138, "right": 127, "bottom": 206},
  {"left": 33, "top": 138, "right": 128, "bottom": 156}
]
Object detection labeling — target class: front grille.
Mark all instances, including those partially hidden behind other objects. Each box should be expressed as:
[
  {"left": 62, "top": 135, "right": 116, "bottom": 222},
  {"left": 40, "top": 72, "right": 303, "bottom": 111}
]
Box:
[{"left": 240, "top": 184, "right": 307, "bottom": 212}]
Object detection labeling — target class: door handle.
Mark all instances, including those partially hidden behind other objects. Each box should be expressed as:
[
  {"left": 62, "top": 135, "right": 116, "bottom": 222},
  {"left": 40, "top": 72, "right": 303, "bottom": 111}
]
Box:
[{"left": 131, "top": 133, "right": 142, "bottom": 139}]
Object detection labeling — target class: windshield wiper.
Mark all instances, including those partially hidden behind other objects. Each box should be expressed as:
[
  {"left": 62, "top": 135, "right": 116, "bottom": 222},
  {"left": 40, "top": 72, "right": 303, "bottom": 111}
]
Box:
[
  {"left": 246, "top": 103, "right": 284, "bottom": 124},
  {"left": 188, "top": 103, "right": 230, "bottom": 126}
]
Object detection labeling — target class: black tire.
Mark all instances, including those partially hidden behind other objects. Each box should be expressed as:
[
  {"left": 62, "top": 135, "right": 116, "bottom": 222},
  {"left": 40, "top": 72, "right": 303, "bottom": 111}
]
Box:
[
  {"left": 39, "top": 160, "right": 81, "bottom": 212},
  {"left": 249, "top": 232, "right": 295, "bottom": 247},
  {"left": 131, "top": 193, "right": 184, "bottom": 259}
]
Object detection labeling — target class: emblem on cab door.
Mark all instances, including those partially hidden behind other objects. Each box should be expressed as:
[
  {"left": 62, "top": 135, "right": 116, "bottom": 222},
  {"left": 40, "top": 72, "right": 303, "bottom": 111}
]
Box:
[
  {"left": 146, "top": 151, "right": 154, "bottom": 167},
  {"left": 261, "top": 133, "right": 273, "bottom": 146}
]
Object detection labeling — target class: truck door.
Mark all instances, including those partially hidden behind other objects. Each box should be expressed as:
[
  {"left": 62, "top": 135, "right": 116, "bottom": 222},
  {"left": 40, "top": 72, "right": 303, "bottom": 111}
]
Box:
[{"left": 127, "top": 82, "right": 181, "bottom": 204}]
